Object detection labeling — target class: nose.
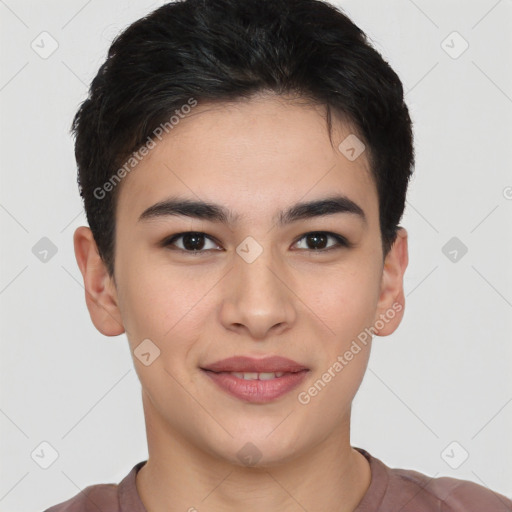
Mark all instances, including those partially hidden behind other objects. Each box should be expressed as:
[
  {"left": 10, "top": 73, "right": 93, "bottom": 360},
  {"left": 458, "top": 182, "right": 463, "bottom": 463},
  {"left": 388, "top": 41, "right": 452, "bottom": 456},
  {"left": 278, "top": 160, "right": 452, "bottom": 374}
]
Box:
[{"left": 219, "top": 248, "right": 297, "bottom": 340}]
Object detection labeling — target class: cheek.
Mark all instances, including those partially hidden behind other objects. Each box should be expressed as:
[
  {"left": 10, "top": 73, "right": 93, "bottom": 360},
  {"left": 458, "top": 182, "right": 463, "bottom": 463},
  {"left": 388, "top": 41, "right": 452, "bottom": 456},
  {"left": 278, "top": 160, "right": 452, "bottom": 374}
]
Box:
[
  {"left": 299, "top": 267, "right": 379, "bottom": 415},
  {"left": 116, "top": 258, "right": 213, "bottom": 351},
  {"left": 304, "top": 261, "right": 381, "bottom": 344}
]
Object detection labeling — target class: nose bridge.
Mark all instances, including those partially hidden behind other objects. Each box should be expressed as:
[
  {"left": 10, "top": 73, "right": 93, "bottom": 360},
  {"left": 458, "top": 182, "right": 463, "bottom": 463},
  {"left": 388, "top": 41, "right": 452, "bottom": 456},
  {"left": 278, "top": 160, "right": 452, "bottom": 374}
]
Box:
[
  {"left": 238, "top": 245, "right": 281, "bottom": 295},
  {"left": 235, "top": 239, "right": 286, "bottom": 305},
  {"left": 220, "top": 238, "right": 296, "bottom": 337}
]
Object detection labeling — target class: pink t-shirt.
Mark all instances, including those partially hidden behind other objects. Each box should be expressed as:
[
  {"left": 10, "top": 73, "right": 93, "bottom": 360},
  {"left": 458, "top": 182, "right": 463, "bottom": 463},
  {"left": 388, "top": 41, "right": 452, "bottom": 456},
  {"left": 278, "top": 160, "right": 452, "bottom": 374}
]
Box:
[{"left": 44, "top": 447, "right": 512, "bottom": 511}]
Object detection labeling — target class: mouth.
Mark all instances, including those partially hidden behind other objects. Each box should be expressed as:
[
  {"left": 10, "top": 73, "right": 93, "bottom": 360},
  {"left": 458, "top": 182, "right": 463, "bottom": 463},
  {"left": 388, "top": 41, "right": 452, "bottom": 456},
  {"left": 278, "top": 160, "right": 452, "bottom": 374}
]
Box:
[
  {"left": 201, "top": 355, "right": 309, "bottom": 374},
  {"left": 200, "top": 356, "right": 310, "bottom": 403},
  {"left": 203, "top": 370, "right": 303, "bottom": 380}
]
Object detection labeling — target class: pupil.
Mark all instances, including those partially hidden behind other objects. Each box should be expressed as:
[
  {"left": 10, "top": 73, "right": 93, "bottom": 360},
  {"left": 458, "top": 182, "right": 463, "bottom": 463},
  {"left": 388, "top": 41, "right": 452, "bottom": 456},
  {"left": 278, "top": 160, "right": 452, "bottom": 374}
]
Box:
[
  {"left": 183, "top": 233, "right": 204, "bottom": 251},
  {"left": 307, "top": 233, "right": 327, "bottom": 250}
]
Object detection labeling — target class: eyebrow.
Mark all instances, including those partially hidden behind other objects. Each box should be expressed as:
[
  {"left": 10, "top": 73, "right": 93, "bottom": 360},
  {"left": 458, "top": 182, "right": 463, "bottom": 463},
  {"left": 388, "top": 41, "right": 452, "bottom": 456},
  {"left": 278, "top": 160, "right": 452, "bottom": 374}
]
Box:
[{"left": 138, "top": 194, "right": 367, "bottom": 227}]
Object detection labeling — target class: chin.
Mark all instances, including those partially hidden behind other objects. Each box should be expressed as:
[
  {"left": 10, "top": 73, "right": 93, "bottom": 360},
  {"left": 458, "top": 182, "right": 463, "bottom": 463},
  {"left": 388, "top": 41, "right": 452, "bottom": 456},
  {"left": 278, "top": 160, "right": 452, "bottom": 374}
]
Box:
[{"left": 207, "top": 429, "right": 307, "bottom": 469}]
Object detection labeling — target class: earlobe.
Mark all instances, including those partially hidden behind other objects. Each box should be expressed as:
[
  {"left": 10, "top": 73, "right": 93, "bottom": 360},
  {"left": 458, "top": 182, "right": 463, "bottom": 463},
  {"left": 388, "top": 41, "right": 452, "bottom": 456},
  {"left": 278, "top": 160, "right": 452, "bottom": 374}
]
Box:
[
  {"left": 373, "top": 227, "right": 409, "bottom": 337},
  {"left": 73, "top": 226, "right": 125, "bottom": 337}
]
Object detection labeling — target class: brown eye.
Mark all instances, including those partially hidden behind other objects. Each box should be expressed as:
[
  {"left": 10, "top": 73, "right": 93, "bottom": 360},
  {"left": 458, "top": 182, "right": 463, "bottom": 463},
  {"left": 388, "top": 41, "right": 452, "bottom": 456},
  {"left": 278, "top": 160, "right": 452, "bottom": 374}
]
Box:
[
  {"left": 162, "top": 232, "right": 221, "bottom": 253},
  {"left": 293, "top": 232, "right": 349, "bottom": 252},
  {"left": 161, "top": 230, "right": 350, "bottom": 255}
]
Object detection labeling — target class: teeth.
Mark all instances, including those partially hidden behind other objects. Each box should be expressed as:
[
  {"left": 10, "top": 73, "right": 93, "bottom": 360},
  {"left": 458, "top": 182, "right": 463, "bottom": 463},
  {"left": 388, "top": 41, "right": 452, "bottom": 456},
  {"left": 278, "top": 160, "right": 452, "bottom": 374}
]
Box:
[{"left": 230, "top": 372, "right": 285, "bottom": 380}]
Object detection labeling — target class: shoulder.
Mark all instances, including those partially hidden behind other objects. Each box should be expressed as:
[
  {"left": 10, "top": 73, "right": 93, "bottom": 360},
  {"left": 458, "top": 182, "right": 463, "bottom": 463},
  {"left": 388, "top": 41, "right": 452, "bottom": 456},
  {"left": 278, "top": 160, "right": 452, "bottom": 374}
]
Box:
[
  {"left": 42, "top": 461, "right": 147, "bottom": 512},
  {"left": 355, "top": 447, "right": 512, "bottom": 512},
  {"left": 389, "top": 465, "right": 512, "bottom": 511},
  {"left": 43, "top": 482, "right": 119, "bottom": 512}
]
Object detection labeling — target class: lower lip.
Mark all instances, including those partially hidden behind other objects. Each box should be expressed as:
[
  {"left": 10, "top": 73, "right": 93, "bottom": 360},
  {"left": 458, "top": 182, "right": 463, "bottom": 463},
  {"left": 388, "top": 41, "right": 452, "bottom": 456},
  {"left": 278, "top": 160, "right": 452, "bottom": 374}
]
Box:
[{"left": 202, "top": 369, "right": 309, "bottom": 404}]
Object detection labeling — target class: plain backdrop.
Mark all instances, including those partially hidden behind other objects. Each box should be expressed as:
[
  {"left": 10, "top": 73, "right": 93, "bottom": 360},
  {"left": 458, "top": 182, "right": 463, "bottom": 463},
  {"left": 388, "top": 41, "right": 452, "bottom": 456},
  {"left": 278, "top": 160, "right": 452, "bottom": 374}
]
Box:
[{"left": 1, "top": 0, "right": 511, "bottom": 510}]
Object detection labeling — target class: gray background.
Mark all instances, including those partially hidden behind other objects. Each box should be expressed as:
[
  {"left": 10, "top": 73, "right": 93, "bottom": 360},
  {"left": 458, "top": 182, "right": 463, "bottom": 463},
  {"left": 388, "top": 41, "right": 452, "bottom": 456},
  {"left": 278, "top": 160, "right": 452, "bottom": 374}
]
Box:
[{"left": 1, "top": 0, "right": 511, "bottom": 510}]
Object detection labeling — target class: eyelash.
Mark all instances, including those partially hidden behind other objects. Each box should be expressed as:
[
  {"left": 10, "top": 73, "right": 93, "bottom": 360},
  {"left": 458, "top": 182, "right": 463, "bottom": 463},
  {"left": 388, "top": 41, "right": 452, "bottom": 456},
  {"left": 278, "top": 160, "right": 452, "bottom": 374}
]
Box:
[{"left": 160, "top": 231, "right": 351, "bottom": 255}]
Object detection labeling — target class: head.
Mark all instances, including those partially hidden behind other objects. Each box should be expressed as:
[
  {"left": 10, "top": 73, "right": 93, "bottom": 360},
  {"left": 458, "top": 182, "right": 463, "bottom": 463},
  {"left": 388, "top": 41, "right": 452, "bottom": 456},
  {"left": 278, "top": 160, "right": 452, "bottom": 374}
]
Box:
[{"left": 73, "top": 0, "right": 412, "bottom": 467}]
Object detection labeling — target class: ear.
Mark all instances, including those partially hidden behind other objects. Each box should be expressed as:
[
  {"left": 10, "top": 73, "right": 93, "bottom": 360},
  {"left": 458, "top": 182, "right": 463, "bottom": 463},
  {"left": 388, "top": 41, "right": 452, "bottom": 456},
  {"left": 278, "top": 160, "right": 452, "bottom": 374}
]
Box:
[
  {"left": 372, "top": 227, "right": 409, "bottom": 336},
  {"left": 73, "top": 226, "right": 125, "bottom": 336}
]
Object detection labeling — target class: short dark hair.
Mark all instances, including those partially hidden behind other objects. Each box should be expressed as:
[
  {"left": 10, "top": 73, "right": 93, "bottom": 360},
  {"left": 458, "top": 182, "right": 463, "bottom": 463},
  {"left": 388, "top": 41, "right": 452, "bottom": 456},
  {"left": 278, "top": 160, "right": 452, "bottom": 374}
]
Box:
[{"left": 71, "top": 0, "right": 414, "bottom": 278}]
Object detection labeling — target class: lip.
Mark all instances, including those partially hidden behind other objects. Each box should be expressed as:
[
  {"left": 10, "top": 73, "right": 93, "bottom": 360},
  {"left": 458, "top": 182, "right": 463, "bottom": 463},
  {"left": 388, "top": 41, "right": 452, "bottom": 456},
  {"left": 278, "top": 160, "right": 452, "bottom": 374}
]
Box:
[
  {"left": 201, "top": 368, "right": 310, "bottom": 404},
  {"left": 200, "top": 356, "right": 310, "bottom": 404},
  {"left": 201, "top": 355, "right": 309, "bottom": 373}
]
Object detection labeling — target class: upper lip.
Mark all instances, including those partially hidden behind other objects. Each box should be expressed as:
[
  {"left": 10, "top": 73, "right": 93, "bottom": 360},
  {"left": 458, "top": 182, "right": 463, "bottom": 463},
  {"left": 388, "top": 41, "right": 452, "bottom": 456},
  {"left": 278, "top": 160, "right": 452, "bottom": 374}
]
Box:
[{"left": 201, "top": 356, "right": 309, "bottom": 373}]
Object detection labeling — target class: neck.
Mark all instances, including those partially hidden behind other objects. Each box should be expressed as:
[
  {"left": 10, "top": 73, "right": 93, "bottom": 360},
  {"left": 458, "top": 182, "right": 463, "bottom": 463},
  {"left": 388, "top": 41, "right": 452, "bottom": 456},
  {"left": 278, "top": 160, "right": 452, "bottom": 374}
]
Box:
[{"left": 136, "top": 391, "right": 371, "bottom": 512}]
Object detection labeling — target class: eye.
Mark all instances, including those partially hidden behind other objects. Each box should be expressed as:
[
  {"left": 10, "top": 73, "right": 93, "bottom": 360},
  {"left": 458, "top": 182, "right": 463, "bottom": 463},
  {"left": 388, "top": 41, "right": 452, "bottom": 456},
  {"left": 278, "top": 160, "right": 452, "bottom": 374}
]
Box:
[
  {"left": 162, "top": 232, "right": 221, "bottom": 254},
  {"left": 161, "top": 230, "right": 351, "bottom": 255},
  {"left": 292, "top": 231, "right": 349, "bottom": 252}
]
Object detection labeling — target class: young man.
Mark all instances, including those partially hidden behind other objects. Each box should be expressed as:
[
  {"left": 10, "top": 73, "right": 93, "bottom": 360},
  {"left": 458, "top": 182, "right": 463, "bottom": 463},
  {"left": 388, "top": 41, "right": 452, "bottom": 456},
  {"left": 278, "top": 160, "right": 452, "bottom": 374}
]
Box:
[{"left": 46, "top": 0, "right": 512, "bottom": 510}]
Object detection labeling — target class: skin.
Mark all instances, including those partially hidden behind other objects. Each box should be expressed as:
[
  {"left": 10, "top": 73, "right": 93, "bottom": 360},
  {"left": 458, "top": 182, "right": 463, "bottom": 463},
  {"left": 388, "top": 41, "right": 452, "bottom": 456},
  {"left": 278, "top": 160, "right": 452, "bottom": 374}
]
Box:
[{"left": 74, "top": 92, "right": 408, "bottom": 512}]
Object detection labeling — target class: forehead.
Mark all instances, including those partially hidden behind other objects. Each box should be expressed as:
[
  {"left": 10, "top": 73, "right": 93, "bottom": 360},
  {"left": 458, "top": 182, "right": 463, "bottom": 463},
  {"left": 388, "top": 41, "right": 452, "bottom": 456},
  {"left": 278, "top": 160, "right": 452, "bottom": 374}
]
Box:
[{"left": 115, "top": 94, "right": 378, "bottom": 228}]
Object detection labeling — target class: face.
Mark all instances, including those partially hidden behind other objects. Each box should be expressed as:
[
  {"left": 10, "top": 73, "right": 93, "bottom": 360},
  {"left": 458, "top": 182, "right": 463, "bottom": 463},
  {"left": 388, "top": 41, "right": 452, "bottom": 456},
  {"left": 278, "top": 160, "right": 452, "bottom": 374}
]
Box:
[{"left": 74, "top": 93, "right": 408, "bottom": 467}]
